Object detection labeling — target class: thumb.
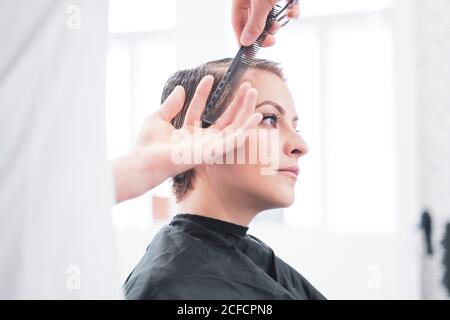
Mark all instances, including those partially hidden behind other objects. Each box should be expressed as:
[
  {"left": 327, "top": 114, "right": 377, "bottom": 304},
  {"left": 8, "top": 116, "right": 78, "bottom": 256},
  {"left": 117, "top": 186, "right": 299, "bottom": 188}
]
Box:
[{"left": 241, "top": 0, "right": 276, "bottom": 46}]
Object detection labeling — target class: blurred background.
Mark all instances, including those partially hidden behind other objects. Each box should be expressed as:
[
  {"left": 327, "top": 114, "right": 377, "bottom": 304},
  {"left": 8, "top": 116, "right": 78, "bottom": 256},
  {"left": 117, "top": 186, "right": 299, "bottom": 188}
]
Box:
[{"left": 105, "top": 0, "right": 450, "bottom": 299}]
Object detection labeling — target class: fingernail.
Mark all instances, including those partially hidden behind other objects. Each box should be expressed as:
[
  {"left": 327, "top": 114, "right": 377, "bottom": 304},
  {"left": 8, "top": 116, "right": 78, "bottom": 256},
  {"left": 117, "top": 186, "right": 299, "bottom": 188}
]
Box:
[
  {"left": 272, "top": 21, "right": 281, "bottom": 34},
  {"left": 241, "top": 82, "right": 251, "bottom": 89},
  {"left": 254, "top": 112, "right": 263, "bottom": 121},
  {"left": 241, "top": 32, "right": 253, "bottom": 46},
  {"left": 174, "top": 85, "right": 184, "bottom": 97},
  {"left": 249, "top": 88, "right": 258, "bottom": 96}
]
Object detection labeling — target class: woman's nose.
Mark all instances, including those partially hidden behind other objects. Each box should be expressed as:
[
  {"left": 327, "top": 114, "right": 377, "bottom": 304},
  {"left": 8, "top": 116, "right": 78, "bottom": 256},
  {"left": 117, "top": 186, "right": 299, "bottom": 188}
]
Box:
[{"left": 284, "top": 132, "right": 309, "bottom": 158}]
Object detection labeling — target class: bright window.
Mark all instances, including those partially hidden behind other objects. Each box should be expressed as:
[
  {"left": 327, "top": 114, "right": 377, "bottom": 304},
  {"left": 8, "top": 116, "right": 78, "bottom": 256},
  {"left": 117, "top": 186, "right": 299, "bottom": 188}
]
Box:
[
  {"left": 106, "top": 1, "right": 177, "bottom": 229},
  {"left": 108, "top": 0, "right": 176, "bottom": 33},
  {"left": 264, "top": 2, "right": 396, "bottom": 233}
]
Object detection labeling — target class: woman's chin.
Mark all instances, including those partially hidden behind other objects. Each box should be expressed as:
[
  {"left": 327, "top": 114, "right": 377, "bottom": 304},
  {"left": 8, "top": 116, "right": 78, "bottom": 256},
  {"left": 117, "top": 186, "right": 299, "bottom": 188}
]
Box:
[
  {"left": 265, "top": 192, "right": 295, "bottom": 209},
  {"left": 279, "top": 197, "right": 295, "bottom": 208}
]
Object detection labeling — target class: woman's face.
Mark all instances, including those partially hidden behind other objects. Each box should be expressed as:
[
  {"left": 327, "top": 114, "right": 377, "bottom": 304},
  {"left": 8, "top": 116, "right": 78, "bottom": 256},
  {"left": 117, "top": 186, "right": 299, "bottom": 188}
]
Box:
[{"left": 199, "top": 69, "right": 309, "bottom": 211}]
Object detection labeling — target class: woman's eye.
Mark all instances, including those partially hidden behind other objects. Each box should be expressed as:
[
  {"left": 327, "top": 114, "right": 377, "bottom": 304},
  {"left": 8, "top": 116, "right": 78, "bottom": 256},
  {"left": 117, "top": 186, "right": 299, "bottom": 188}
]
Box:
[{"left": 261, "top": 114, "right": 279, "bottom": 127}]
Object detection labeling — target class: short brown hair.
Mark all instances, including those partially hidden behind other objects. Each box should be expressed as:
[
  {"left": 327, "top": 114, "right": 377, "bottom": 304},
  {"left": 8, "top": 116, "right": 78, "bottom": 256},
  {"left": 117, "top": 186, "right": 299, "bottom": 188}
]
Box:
[{"left": 161, "top": 58, "right": 284, "bottom": 201}]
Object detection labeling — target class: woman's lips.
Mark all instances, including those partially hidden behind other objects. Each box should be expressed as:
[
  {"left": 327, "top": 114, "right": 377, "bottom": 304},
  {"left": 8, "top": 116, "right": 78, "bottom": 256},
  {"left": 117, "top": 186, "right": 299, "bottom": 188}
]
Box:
[{"left": 277, "top": 166, "right": 299, "bottom": 180}]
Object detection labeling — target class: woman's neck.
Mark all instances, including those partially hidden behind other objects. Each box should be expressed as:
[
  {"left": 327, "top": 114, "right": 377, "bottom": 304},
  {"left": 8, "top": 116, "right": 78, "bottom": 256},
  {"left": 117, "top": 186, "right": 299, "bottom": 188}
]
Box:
[{"left": 177, "top": 181, "right": 263, "bottom": 227}]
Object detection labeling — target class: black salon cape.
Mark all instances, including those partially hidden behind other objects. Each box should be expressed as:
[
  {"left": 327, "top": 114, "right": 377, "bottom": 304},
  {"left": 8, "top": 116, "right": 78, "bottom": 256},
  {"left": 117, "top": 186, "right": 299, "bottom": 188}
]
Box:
[{"left": 124, "top": 214, "right": 326, "bottom": 300}]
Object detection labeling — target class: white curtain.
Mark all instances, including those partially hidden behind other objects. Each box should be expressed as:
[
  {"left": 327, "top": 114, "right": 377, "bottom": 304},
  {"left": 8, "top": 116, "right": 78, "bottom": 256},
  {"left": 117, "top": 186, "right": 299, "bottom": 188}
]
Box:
[{"left": 0, "top": 0, "right": 121, "bottom": 298}]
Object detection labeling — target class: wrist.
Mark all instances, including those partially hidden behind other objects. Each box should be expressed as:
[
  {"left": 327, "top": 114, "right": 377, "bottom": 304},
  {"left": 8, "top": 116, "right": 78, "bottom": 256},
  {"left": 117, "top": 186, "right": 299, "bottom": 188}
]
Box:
[{"left": 112, "top": 150, "right": 151, "bottom": 203}]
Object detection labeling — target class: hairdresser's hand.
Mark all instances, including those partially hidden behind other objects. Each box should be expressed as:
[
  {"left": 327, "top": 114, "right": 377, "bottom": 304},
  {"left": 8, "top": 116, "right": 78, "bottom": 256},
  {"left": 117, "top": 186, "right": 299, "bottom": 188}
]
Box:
[
  {"left": 112, "top": 75, "right": 262, "bottom": 203},
  {"left": 232, "top": 0, "right": 300, "bottom": 47}
]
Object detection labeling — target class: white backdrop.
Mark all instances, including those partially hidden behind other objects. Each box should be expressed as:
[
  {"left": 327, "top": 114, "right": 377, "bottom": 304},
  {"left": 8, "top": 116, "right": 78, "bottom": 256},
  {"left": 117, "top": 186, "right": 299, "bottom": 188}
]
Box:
[{"left": 0, "top": 0, "right": 121, "bottom": 299}]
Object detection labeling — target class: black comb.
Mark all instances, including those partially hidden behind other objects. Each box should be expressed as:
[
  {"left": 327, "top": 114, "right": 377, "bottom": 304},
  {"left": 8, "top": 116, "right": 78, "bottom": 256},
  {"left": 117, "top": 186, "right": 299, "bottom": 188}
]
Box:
[{"left": 201, "top": 0, "right": 298, "bottom": 127}]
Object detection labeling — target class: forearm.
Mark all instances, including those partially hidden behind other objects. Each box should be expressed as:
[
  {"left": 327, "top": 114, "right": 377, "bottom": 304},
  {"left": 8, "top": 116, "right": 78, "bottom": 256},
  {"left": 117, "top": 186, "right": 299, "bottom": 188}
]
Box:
[
  {"left": 112, "top": 152, "right": 152, "bottom": 204},
  {"left": 111, "top": 145, "right": 194, "bottom": 204}
]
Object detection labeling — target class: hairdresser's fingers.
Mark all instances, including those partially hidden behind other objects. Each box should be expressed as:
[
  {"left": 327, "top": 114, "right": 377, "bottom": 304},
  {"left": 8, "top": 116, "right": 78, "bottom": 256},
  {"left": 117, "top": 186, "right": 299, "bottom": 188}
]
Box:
[
  {"left": 231, "top": 88, "right": 259, "bottom": 129},
  {"left": 227, "top": 88, "right": 258, "bottom": 130},
  {"left": 219, "top": 112, "right": 263, "bottom": 154},
  {"left": 241, "top": 0, "right": 277, "bottom": 46},
  {"left": 212, "top": 82, "right": 252, "bottom": 130},
  {"left": 261, "top": 34, "right": 276, "bottom": 47},
  {"left": 183, "top": 75, "right": 214, "bottom": 127},
  {"left": 268, "top": 20, "right": 281, "bottom": 35},
  {"left": 260, "top": 22, "right": 279, "bottom": 47},
  {"left": 243, "top": 112, "right": 264, "bottom": 131},
  {"left": 155, "top": 86, "right": 185, "bottom": 122},
  {"left": 231, "top": 0, "right": 250, "bottom": 47},
  {"left": 287, "top": 4, "right": 300, "bottom": 20}
]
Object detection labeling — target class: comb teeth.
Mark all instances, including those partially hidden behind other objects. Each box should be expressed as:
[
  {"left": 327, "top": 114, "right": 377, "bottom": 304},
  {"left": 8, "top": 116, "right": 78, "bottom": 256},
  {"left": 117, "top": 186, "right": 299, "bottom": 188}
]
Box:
[
  {"left": 242, "top": 1, "right": 293, "bottom": 61},
  {"left": 202, "top": 1, "right": 298, "bottom": 126}
]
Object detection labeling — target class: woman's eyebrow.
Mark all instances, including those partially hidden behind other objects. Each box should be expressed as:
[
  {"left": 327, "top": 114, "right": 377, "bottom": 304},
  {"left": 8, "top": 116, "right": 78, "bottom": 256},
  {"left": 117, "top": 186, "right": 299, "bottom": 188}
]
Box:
[{"left": 255, "top": 100, "right": 299, "bottom": 122}]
